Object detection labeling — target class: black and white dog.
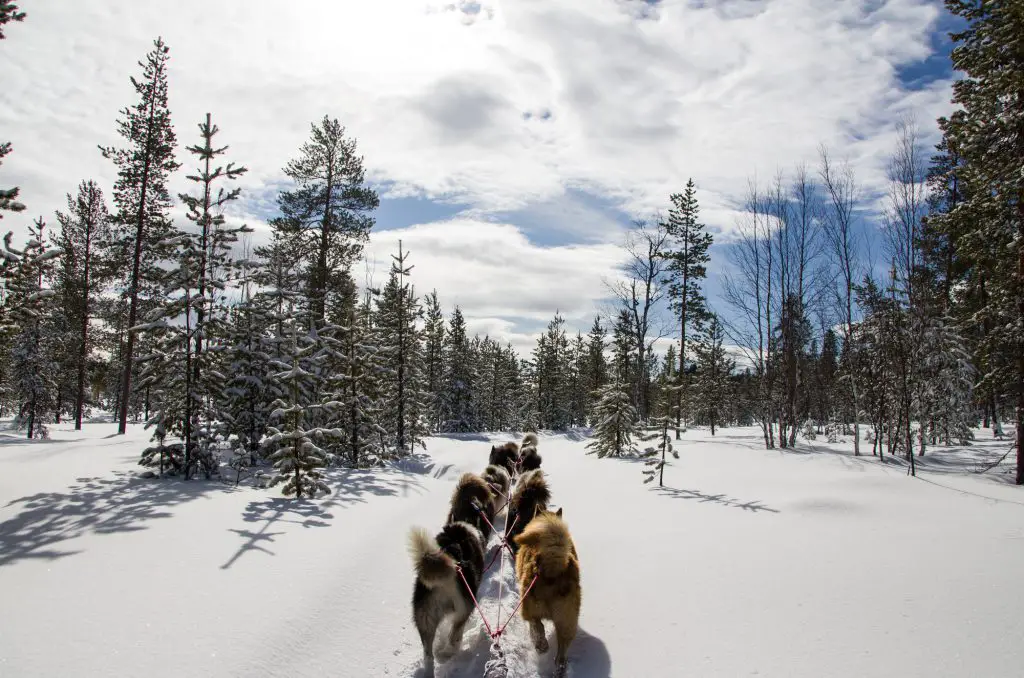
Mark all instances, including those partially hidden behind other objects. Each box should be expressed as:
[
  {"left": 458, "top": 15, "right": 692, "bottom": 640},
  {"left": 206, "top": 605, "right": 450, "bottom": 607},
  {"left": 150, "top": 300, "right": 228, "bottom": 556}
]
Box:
[{"left": 407, "top": 521, "right": 486, "bottom": 677}]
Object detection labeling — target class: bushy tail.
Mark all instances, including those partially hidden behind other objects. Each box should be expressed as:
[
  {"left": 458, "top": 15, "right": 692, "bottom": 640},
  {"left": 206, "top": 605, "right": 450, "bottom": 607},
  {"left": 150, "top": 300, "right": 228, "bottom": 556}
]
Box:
[
  {"left": 522, "top": 432, "right": 539, "bottom": 448},
  {"left": 515, "top": 512, "right": 575, "bottom": 576},
  {"left": 514, "top": 469, "right": 551, "bottom": 511},
  {"left": 408, "top": 526, "right": 455, "bottom": 588}
]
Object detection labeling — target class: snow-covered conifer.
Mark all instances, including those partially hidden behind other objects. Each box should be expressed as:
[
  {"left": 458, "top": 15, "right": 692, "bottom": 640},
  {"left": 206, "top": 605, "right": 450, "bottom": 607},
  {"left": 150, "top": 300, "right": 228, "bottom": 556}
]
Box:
[
  {"left": 586, "top": 381, "right": 638, "bottom": 458},
  {"left": 263, "top": 315, "right": 331, "bottom": 497}
]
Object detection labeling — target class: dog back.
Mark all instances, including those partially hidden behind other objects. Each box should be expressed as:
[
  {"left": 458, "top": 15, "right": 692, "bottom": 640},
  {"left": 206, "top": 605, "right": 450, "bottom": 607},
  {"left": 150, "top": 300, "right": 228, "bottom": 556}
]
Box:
[{"left": 447, "top": 472, "right": 495, "bottom": 536}]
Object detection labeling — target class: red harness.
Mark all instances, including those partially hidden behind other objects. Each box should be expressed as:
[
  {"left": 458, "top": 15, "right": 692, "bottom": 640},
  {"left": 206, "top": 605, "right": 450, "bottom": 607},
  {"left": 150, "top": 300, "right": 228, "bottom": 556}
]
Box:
[{"left": 455, "top": 502, "right": 540, "bottom": 644}]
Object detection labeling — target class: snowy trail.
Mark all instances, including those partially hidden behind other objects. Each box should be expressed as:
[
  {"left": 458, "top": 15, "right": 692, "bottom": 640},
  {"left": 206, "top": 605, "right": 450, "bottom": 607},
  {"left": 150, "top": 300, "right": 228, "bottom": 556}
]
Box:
[{"left": 3, "top": 424, "right": 1024, "bottom": 677}]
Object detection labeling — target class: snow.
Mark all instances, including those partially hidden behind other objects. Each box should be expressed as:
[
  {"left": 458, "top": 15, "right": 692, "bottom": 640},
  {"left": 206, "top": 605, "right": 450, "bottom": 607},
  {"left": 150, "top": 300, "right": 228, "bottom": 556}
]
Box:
[{"left": 2, "top": 423, "right": 1023, "bottom": 677}]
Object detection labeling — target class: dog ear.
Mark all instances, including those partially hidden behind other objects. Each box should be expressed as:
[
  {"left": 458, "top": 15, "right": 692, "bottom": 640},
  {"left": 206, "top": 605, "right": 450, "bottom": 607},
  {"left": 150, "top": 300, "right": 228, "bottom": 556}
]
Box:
[
  {"left": 491, "top": 445, "right": 496, "bottom": 452},
  {"left": 556, "top": 507, "right": 563, "bottom": 518}
]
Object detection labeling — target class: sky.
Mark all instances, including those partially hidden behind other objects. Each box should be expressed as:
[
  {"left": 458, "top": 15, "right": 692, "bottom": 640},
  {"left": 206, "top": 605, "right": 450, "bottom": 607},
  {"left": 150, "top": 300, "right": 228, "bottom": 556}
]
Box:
[{"left": 0, "top": 0, "right": 961, "bottom": 358}]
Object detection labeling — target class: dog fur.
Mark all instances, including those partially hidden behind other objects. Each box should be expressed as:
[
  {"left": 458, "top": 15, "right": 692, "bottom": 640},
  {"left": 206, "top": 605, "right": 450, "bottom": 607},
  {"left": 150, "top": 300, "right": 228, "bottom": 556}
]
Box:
[
  {"left": 446, "top": 472, "right": 496, "bottom": 538},
  {"left": 488, "top": 441, "right": 520, "bottom": 477},
  {"left": 514, "top": 508, "right": 581, "bottom": 676},
  {"left": 481, "top": 464, "right": 511, "bottom": 514},
  {"left": 507, "top": 469, "right": 551, "bottom": 553},
  {"left": 408, "top": 522, "right": 486, "bottom": 676},
  {"left": 519, "top": 445, "right": 541, "bottom": 472},
  {"left": 519, "top": 432, "right": 542, "bottom": 471}
]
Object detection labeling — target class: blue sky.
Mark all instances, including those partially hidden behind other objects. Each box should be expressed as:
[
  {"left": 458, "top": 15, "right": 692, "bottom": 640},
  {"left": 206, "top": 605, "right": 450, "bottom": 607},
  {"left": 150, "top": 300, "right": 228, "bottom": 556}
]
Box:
[{"left": 0, "top": 0, "right": 962, "bottom": 357}]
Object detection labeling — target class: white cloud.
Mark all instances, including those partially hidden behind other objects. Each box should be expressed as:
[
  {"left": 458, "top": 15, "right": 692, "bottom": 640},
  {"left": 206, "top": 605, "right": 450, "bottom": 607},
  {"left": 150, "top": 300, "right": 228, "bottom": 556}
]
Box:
[
  {"left": 366, "top": 218, "right": 627, "bottom": 343},
  {"left": 0, "top": 0, "right": 957, "bottom": 350}
]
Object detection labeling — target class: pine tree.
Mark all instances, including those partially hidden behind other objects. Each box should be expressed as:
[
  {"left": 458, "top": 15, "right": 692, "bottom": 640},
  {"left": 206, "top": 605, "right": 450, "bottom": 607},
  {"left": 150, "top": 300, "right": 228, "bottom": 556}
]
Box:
[
  {"left": 586, "top": 381, "right": 638, "bottom": 458},
  {"left": 441, "top": 306, "right": 475, "bottom": 432},
  {"left": 376, "top": 242, "right": 429, "bottom": 453},
  {"left": 693, "top": 314, "right": 734, "bottom": 435},
  {"left": 584, "top": 316, "right": 608, "bottom": 424},
  {"left": 6, "top": 219, "right": 61, "bottom": 438},
  {"left": 422, "top": 290, "right": 446, "bottom": 431},
  {"left": 271, "top": 116, "right": 379, "bottom": 326},
  {"left": 174, "top": 113, "right": 249, "bottom": 477},
  {"left": 662, "top": 179, "right": 713, "bottom": 436},
  {"left": 814, "top": 329, "right": 839, "bottom": 431},
  {"left": 0, "top": 2, "right": 26, "bottom": 219},
  {"left": 223, "top": 252, "right": 275, "bottom": 467},
  {"left": 0, "top": 2, "right": 25, "bottom": 39},
  {"left": 329, "top": 283, "right": 388, "bottom": 465},
  {"left": 100, "top": 37, "right": 181, "bottom": 435},
  {"left": 263, "top": 316, "right": 331, "bottom": 498},
  {"left": 940, "top": 1, "right": 1024, "bottom": 482},
  {"left": 54, "top": 181, "right": 110, "bottom": 429},
  {"left": 916, "top": 314, "right": 975, "bottom": 447},
  {"left": 640, "top": 392, "right": 680, "bottom": 486},
  {"left": 534, "top": 312, "right": 572, "bottom": 430}
]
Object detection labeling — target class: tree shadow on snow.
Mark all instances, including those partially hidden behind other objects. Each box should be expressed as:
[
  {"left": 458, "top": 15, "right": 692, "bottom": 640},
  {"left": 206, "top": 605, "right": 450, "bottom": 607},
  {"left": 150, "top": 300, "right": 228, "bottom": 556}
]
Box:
[
  {"left": 221, "top": 466, "right": 426, "bottom": 570},
  {"left": 654, "top": 485, "right": 780, "bottom": 514},
  {"left": 0, "top": 471, "right": 226, "bottom": 567}
]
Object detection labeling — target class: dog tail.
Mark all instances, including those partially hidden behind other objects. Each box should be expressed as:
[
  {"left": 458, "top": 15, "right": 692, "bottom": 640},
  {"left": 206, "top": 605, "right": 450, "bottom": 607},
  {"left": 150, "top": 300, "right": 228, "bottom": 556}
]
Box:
[
  {"left": 515, "top": 512, "right": 576, "bottom": 576},
  {"left": 408, "top": 526, "right": 455, "bottom": 588},
  {"left": 522, "top": 432, "right": 539, "bottom": 448},
  {"left": 512, "top": 470, "right": 551, "bottom": 526}
]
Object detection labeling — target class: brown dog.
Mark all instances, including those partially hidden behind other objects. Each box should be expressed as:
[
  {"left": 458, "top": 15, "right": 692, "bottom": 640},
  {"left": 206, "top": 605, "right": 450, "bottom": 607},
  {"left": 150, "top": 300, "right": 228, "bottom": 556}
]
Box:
[
  {"left": 446, "top": 472, "right": 496, "bottom": 538},
  {"left": 514, "top": 508, "right": 581, "bottom": 677},
  {"left": 506, "top": 469, "right": 550, "bottom": 553},
  {"left": 488, "top": 441, "right": 520, "bottom": 477}
]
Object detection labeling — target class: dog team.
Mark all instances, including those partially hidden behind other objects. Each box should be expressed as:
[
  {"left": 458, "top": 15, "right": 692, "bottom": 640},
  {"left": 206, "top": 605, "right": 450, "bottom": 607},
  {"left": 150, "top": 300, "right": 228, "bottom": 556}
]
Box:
[{"left": 407, "top": 433, "right": 582, "bottom": 677}]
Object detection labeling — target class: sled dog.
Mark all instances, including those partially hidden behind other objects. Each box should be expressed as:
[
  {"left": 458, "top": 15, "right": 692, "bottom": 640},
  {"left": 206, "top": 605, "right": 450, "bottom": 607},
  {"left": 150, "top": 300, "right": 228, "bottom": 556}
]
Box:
[
  {"left": 514, "top": 508, "right": 581, "bottom": 677},
  {"left": 488, "top": 441, "right": 520, "bottom": 477},
  {"left": 408, "top": 522, "right": 486, "bottom": 677},
  {"left": 507, "top": 469, "right": 550, "bottom": 552},
  {"left": 447, "top": 472, "right": 496, "bottom": 537},
  {"left": 481, "top": 464, "right": 511, "bottom": 513}
]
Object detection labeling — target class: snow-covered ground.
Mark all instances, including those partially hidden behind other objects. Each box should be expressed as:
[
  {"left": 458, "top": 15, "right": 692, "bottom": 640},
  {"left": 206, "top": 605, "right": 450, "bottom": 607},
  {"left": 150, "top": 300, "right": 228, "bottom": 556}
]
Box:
[{"left": 1, "top": 423, "right": 1023, "bottom": 677}]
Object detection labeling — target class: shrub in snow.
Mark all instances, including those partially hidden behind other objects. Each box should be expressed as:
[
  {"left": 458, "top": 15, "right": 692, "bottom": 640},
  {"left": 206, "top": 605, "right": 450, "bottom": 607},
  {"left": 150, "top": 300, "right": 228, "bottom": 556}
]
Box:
[
  {"left": 586, "top": 381, "right": 638, "bottom": 458},
  {"left": 801, "top": 422, "right": 817, "bottom": 441},
  {"left": 640, "top": 415, "right": 678, "bottom": 486}
]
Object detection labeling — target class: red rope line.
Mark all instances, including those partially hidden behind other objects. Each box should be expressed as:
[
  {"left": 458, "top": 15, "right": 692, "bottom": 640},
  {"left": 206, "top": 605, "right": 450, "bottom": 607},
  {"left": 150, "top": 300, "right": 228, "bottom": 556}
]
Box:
[
  {"left": 456, "top": 564, "right": 494, "bottom": 638},
  {"left": 454, "top": 502, "right": 534, "bottom": 643},
  {"left": 495, "top": 572, "right": 539, "bottom": 636}
]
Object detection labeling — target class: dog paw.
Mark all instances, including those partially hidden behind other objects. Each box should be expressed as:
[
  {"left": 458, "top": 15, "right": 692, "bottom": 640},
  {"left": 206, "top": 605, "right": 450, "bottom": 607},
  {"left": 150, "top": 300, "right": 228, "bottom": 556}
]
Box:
[
  {"left": 534, "top": 636, "right": 550, "bottom": 654},
  {"left": 552, "top": 659, "right": 568, "bottom": 678}
]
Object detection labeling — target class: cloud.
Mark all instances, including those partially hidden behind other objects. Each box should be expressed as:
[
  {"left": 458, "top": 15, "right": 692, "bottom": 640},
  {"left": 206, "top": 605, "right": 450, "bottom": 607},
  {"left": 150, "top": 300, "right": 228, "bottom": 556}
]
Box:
[
  {"left": 0, "top": 0, "right": 958, "bottom": 350},
  {"left": 366, "top": 218, "right": 627, "bottom": 331}
]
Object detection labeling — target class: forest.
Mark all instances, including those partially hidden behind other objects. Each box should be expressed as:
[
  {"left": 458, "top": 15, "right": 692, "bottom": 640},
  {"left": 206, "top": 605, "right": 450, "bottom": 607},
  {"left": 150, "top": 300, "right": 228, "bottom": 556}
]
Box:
[{"left": 0, "top": 0, "right": 1020, "bottom": 494}]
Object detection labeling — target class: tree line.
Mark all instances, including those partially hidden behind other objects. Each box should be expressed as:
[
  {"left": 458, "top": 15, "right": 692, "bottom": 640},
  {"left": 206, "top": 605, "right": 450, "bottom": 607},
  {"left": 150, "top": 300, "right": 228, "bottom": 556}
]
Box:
[{"left": 0, "top": 1, "right": 1021, "bottom": 489}]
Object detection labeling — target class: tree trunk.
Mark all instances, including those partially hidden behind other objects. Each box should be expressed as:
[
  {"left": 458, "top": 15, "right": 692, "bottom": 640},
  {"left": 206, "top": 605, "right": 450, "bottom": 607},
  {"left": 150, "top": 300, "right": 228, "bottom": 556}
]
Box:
[
  {"left": 1016, "top": 196, "right": 1024, "bottom": 485},
  {"left": 117, "top": 97, "right": 156, "bottom": 435}
]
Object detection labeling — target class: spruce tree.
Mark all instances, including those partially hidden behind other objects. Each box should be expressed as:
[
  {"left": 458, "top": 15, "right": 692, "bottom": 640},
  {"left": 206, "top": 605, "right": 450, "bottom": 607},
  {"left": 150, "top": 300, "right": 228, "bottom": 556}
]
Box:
[
  {"left": 584, "top": 316, "right": 608, "bottom": 423},
  {"left": 375, "top": 241, "right": 429, "bottom": 453},
  {"left": 0, "top": 2, "right": 25, "bottom": 219},
  {"left": 0, "top": 2, "right": 25, "bottom": 39},
  {"left": 6, "top": 219, "right": 60, "bottom": 439},
  {"left": 441, "top": 306, "right": 475, "bottom": 432},
  {"left": 586, "top": 381, "right": 638, "bottom": 458},
  {"left": 54, "top": 181, "right": 110, "bottom": 429},
  {"left": 224, "top": 253, "right": 275, "bottom": 467},
  {"left": 422, "top": 290, "right": 446, "bottom": 431},
  {"left": 101, "top": 37, "right": 181, "bottom": 435},
  {"left": 329, "top": 282, "right": 388, "bottom": 465},
  {"left": 940, "top": 1, "right": 1024, "bottom": 482},
  {"left": 271, "top": 116, "right": 379, "bottom": 326},
  {"left": 264, "top": 315, "right": 331, "bottom": 498},
  {"left": 693, "top": 314, "right": 734, "bottom": 435},
  {"left": 639, "top": 392, "right": 679, "bottom": 486},
  {"left": 174, "top": 113, "right": 249, "bottom": 477},
  {"left": 662, "top": 179, "right": 713, "bottom": 436}
]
